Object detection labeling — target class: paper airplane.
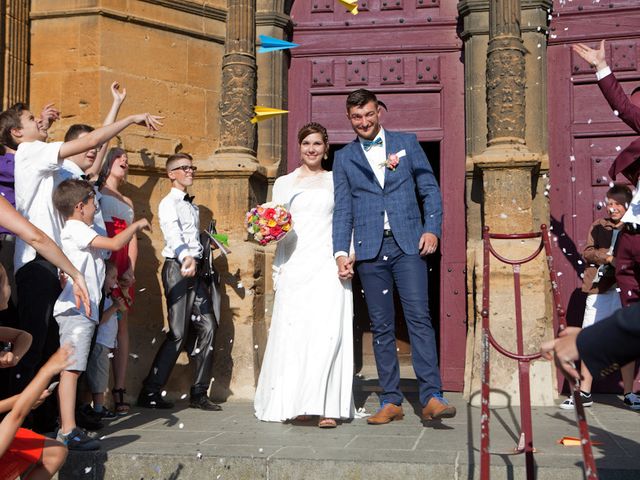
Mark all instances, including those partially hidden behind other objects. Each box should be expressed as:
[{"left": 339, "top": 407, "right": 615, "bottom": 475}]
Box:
[
  {"left": 251, "top": 106, "right": 288, "bottom": 124},
  {"left": 557, "top": 436, "right": 603, "bottom": 446},
  {"left": 338, "top": 0, "right": 359, "bottom": 15},
  {"left": 258, "top": 35, "right": 299, "bottom": 53}
]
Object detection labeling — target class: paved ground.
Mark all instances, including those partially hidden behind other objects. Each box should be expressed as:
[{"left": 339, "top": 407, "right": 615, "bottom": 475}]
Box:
[{"left": 56, "top": 385, "right": 640, "bottom": 480}]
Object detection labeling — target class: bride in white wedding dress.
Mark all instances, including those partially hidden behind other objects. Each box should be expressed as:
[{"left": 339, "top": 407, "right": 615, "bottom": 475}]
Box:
[{"left": 254, "top": 123, "right": 354, "bottom": 427}]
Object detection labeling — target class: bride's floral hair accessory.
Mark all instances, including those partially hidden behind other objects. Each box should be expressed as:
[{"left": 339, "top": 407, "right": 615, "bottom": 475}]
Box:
[{"left": 245, "top": 202, "right": 292, "bottom": 245}]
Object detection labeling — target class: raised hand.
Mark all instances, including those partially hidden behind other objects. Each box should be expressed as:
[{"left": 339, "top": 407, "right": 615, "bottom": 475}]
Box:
[
  {"left": 131, "top": 113, "right": 164, "bottom": 131},
  {"left": 111, "top": 81, "right": 127, "bottom": 105},
  {"left": 573, "top": 40, "right": 607, "bottom": 71},
  {"left": 39, "top": 103, "right": 61, "bottom": 131}
]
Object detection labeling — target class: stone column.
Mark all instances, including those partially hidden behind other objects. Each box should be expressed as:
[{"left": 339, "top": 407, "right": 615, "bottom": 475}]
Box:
[
  {"left": 459, "top": 0, "right": 556, "bottom": 406},
  {"left": 204, "top": 0, "right": 270, "bottom": 400},
  {"left": 216, "top": 0, "right": 257, "bottom": 159}
]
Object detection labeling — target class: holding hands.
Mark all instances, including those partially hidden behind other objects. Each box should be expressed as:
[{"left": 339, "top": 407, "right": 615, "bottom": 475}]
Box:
[
  {"left": 573, "top": 40, "right": 607, "bottom": 71},
  {"left": 336, "top": 254, "right": 355, "bottom": 280}
]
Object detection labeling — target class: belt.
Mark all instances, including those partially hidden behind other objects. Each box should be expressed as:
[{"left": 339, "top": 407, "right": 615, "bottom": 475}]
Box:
[{"left": 383, "top": 229, "right": 393, "bottom": 238}]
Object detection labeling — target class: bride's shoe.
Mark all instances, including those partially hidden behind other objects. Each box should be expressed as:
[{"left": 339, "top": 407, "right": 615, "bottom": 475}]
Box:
[{"left": 318, "top": 417, "right": 337, "bottom": 428}]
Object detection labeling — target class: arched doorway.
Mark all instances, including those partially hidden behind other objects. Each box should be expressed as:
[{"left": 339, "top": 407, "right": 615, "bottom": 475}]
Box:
[{"left": 286, "top": 0, "right": 467, "bottom": 390}]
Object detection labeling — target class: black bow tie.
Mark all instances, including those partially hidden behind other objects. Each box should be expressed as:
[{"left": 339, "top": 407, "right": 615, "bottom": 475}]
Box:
[
  {"left": 80, "top": 174, "right": 90, "bottom": 181},
  {"left": 184, "top": 193, "right": 195, "bottom": 203}
]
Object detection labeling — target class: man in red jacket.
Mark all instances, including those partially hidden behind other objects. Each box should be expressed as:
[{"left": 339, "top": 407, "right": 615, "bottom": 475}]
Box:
[{"left": 574, "top": 40, "right": 640, "bottom": 408}]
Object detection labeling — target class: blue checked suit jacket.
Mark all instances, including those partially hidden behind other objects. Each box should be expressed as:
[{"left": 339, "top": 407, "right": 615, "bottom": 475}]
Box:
[{"left": 332, "top": 130, "right": 442, "bottom": 261}]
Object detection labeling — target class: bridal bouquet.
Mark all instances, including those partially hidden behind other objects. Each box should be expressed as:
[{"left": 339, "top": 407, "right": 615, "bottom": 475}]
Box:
[{"left": 245, "top": 202, "right": 292, "bottom": 245}]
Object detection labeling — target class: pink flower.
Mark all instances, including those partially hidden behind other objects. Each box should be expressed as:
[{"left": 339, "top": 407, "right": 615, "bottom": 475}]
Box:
[{"left": 386, "top": 153, "right": 399, "bottom": 171}]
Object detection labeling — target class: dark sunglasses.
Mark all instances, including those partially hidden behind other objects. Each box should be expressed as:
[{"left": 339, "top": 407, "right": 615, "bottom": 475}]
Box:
[{"left": 171, "top": 165, "right": 197, "bottom": 173}]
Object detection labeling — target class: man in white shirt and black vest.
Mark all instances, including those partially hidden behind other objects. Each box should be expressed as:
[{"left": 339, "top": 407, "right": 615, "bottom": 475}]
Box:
[{"left": 138, "top": 153, "right": 220, "bottom": 411}]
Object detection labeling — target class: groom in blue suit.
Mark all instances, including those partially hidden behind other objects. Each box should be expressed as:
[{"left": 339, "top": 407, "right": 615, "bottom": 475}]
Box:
[{"left": 333, "top": 89, "right": 456, "bottom": 424}]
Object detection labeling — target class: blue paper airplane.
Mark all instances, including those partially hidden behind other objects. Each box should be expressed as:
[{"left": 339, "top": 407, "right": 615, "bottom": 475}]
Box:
[{"left": 258, "top": 35, "right": 299, "bottom": 53}]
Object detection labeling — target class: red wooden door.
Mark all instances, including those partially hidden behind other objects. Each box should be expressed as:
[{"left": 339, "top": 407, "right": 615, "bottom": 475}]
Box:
[
  {"left": 287, "top": 0, "right": 466, "bottom": 390},
  {"left": 548, "top": 1, "right": 640, "bottom": 391}
]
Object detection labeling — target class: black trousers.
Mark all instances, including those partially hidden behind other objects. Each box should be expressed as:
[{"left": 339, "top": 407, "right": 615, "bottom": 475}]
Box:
[
  {"left": 12, "top": 256, "right": 62, "bottom": 432},
  {"left": 142, "top": 259, "right": 216, "bottom": 396}
]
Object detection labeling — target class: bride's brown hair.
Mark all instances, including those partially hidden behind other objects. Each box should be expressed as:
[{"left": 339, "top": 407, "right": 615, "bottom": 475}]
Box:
[{"left": 297, "top": 122, "right": 329, "bottom": 145}]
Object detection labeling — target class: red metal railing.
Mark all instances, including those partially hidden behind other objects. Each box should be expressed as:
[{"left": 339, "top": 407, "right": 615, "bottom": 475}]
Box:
[{"left": 480, "top": 224, "right": 598, "bottom": 480}]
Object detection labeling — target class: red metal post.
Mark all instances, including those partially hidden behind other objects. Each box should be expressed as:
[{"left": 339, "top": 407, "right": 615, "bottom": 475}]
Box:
[{"left": 480, "top": 225, "right": 599, "bottom": 480}]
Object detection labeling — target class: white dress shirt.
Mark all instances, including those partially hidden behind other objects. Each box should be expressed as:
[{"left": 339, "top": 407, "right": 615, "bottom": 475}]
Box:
[
  {"left": 13, "top": 141, "right": 64, "bottom": 272},
  {"left": 359, "top": 128, "right": 391, "bottom": 230},
  {"left": 159, "top": 187, "right": 203, "bottom": 261}
]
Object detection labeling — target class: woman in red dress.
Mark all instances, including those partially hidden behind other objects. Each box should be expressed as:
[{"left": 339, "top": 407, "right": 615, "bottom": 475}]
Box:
[{"left": 98, "top": 147, "right": 137, "bottom": 415}]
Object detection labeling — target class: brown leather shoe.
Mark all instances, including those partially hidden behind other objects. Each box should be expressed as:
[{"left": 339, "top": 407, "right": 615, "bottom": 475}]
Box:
[
  {"left": 422, "top": 396, "right": 457, "bottom": 421},
  {"left": 367, "top": 403, "right": 404, "bottom": 425}
]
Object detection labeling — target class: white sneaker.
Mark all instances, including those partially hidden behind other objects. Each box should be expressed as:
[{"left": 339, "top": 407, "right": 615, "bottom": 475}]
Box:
[
  {"left": 623, "top": 392, "right": 640, "bottom": 410},
  {"left": 559, "top": 392, "right": 593, "bottom": 410}
]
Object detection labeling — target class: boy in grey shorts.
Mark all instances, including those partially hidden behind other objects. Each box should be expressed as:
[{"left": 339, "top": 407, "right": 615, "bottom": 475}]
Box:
[
  {"left": 85, "top": 262, "right": 127, "bottom": 419},
  {"left": 52, "top": 179, "right": 150, "bottom": 450}
]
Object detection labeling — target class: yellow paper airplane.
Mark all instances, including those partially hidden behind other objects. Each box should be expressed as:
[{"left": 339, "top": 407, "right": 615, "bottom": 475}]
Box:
[
  {"left": 557, "top": 436, "right": 603, "bottom": 447},
  {"left": 251, "top": 106, "right": 289, "bottom": 124},
  {"left": 338, "top": 0, "right": 359, "bottom": 15}
]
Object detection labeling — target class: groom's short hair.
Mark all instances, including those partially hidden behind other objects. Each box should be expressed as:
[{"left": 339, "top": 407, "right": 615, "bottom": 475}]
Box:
[{"left": 346, "top": 89, "right": 378, "bottom": 110}]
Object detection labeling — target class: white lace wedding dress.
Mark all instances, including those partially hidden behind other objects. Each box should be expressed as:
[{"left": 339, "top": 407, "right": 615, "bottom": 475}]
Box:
[{"left": 254, "top": 169, "right": 354, "bottom": 421}]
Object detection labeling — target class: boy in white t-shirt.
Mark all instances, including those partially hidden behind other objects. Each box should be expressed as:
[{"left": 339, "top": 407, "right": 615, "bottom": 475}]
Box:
[
  {"left": 51, "top": 179, "right": 150, "bottom": 450},
  {"left": 0, "top": 104, "right": 161, "bottom": 433}
]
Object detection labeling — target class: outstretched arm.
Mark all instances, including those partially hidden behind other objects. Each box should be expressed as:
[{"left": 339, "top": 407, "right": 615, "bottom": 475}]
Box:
[
  {"left": 0, "top": 345, "right": 72, "bottom": 457},
  {"left": 574, "top": 40, "right": 640, "bottom": 132},
  {"left": 85, "top": 82, "right": 128, "bottom": 179},
  {"left": 59, "top": 113, "right": 162, "bottom": 160},
  {"left": 0, "top": 196, "right": 91, "bottom": 314},
  {"left": 91, "top": 218, "right": 151, "bottom": 252}
]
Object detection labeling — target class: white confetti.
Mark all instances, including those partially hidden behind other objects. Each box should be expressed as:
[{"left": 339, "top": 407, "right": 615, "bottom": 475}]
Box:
[
  {"left": 237, "top": 282, "right": 243, "bottom": 289},
  {"left": 179, "top": 422, "right": 184, "bottom": 429},
  {"left": 616, "top": 146, "right": 621, "bottom": 152},
  {"left": 107, "top": 352, "right": 114, "bottom": 358},
  {"left": 557, "top": 272, "right": 563, "bottom": 276},
  {"left": 614, "top": 110, "right": 619, "bottom": 117},
  {"left": 194, "top": 347, "right": 201, "bottom": 354},
  {"left": 181, "top": 393, "right": 188, "bottom": 399},
  {"left": 569, "top": 155, "right": 575, "bottom": 162},
  {"left": 258, "top": 448, "right": 264, "bottom": 453},
  {"left": 587, "top": 118, "right": 592, "bottom": 124},
  {"left": 151, "top": 337, "right": 156, "bottom": 345},
  {"left": 161, "top": 390, "right": 167, "bottom": 397},
  {"left": 382, "top": 289, "right": 389, "bottom": 295},
  {"left": 254, "top": 345, "right": 259, "bottom": 349},
  {"left": 383, "top": 256, "right": 388, "bottom": 261},
  {"left": 15, "top": 374, "right": 20, "bottom": 379},
  {"left": 129, "top": 353, "right": 139, "bottom": 359},
  {"left": 84, "top": 467, "right": 92, "bottom": 474},
  {"left": 197, "top": 451, "right": 203, "bottom": 459},
  {"left": 138, "top": 288, "right": 146, "bottom": 292}
]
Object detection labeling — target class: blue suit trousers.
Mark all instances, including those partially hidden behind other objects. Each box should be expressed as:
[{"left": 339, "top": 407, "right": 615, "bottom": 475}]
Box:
[{"left": 356, "top": 236, "right": 442, "bottom": 407}]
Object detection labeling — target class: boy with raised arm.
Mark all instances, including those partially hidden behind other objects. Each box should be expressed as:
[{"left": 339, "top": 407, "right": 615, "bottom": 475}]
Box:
[{"left": 52, "top": 179, "right": 150, "bottom": 450}]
